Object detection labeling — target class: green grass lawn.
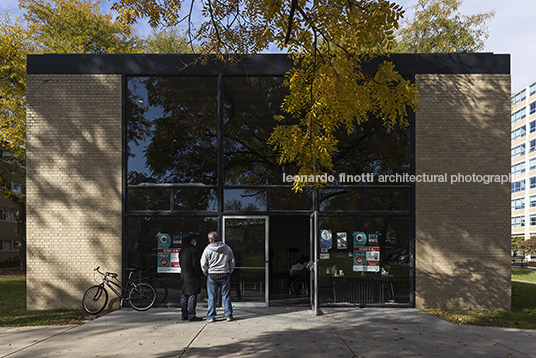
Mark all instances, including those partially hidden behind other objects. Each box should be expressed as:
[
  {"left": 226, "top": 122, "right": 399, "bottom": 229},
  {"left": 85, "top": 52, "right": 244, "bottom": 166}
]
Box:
[
  {"left": 0, "top": 278, "right": 87, "bottom": 327},
  {"left": 423, "top": 268, "right": 536, "bottom": 329},
  {"left": 512, "top": 267, "right": 536, "bottom": 282}
]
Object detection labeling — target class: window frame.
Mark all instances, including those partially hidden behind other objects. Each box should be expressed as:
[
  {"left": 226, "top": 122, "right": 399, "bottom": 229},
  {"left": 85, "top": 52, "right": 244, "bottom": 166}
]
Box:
[
  {"left": 512, "top": 180, "right": 526, "bottom": 193},
  {"left": 512, "top": 215, "right": 525, "bottom": 228},
  {"left": 512, "top": 197, "right": 525, "bottom": 210}
]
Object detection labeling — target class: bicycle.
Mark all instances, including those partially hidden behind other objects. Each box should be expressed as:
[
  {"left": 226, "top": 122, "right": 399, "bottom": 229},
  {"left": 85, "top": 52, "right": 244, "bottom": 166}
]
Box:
[
  {"left": 133, "top": 267, "right": 168, "bottom": 305},
  {"left": 143, "top": 276, "right": 168, "bottom": 305},
  {"left": 82, "top": 267, "right": 156, "bottom": 314}
]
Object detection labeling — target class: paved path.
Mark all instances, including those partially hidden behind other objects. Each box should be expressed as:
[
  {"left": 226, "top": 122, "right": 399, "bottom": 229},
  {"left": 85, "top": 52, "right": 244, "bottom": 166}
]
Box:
[
  {"left": 512, "top": 279, "right": 536, "bottom": 285},
  {"left": 1, "top": 306, "right": 535, "bottom": 357}
]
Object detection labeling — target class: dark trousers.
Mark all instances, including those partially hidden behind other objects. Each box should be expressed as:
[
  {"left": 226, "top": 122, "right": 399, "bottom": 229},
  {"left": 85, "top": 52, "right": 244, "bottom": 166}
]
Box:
[{"left": 181, "top": 293, "right": 198, "bottom": 319}]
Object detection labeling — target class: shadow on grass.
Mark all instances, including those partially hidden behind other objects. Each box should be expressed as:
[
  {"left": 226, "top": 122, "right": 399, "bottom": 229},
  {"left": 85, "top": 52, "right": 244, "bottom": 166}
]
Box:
[{"left": 424, "top": 282, "right": 536, "bottom": 329}]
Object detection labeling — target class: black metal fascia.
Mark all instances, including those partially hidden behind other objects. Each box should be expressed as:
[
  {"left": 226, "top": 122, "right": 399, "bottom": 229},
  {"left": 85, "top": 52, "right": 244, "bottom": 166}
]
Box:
[{"left": 27, "top": 53, "right": 510, "bottom": 76}]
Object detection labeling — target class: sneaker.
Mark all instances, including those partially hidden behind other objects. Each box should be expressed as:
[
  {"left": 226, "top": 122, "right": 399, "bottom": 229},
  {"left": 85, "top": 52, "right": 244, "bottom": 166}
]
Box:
[
  {"left": 225, "top": 316, "right": 234, "bottom": 322},
  {"left": 188, "top": 316, "right": 203, "bottom": 322},
  {"left": 181, "top": 316, "right": 188, "bottom": 321},
  {"left": 207, "top": 318, "right": 215, "bottom": 322}
]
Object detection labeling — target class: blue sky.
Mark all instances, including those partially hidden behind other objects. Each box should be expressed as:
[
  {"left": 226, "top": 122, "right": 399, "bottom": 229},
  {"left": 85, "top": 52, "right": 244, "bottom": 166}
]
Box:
[
  {"left": 395, "top": 0, "right": 536, "bottom": 93},
  {"left": 3, "top": 0, "right": 534, "bottom": 92}
]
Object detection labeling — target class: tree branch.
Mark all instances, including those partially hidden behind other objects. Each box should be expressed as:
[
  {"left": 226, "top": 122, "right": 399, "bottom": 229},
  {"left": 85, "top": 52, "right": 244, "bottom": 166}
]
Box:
[{"left": 284, "top": 0, "right": 297, "bottom": 45}]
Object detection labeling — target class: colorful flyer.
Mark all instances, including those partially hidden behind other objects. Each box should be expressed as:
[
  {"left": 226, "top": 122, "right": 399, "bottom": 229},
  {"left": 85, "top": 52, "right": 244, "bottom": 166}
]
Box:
[
  {"left": 368, "top": 232, "right": 379, "bottom": 245},
  {"left": 353, "top": 246, "right": 380, "bottom": 272},
  {"left": 337, "top": 232, "right": 347, "bottom": 249},
  {"left": 157, "top": 232, "right": 182, "bottom": 273}
]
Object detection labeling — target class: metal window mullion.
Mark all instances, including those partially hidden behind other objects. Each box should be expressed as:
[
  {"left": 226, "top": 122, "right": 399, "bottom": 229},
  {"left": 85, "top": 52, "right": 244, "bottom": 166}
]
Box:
[{"left": 217, "top": 74, "right": 224, "bottom": 233}]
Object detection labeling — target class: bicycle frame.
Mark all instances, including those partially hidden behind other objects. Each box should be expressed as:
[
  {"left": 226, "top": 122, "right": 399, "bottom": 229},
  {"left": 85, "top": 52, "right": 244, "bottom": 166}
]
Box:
[{"left": 96, "top": 268, "right": 140, "bottom": 308}]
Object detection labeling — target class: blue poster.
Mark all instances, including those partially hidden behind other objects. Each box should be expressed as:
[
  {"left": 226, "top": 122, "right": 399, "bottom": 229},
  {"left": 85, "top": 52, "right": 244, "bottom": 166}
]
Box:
[{"left": 320, "top": 229, "right": 332, "bottom": 249}]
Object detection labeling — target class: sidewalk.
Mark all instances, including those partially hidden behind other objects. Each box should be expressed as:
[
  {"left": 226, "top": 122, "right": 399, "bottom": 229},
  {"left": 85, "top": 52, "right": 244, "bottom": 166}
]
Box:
[
  {"left": 1, "top": 306, "right": 535, "bottom": 357},
  {"left": 513, "top": 279, "right": 536, "bottom": 285}
]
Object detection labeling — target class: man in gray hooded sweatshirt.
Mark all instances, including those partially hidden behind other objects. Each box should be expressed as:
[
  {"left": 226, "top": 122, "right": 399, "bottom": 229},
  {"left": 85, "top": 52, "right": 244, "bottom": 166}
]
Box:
[{"left": 201, "top": 231, "right": 235, "bottom": 322}]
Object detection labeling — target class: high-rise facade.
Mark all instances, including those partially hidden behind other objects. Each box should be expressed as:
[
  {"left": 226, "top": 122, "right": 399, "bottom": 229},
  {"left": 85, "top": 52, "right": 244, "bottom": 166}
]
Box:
[{"left": 511, "top": 83, "right": 536, "bottom": 249}]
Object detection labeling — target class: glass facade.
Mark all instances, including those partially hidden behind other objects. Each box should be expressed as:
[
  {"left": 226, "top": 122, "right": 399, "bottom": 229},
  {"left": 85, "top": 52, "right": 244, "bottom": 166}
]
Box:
[{"left": 125, "top": 74, "right": 414, "bottom": 307}]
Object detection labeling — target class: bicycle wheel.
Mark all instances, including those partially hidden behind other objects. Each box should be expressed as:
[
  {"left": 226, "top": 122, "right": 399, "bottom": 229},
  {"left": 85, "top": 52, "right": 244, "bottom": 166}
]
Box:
[
  {"left": 82, "top": 285, "right": 108, "bottom": 314},
  {"left": 151, "top": 279, "right": 168, "bottom": 304},
  {"left": 128, "top": 283, "right": 156, "bottom": 311}
]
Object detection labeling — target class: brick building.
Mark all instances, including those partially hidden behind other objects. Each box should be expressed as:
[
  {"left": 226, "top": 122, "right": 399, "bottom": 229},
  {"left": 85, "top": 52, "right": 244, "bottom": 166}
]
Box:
[
  {"left": 510, "top": 81, "right": 536, "bottom": 257},
  {"left": 26, "top": 53, "right": 510, "bottom": 312},
  {"left": 0, "top": 150, "right": 24, "bottom": 268}
]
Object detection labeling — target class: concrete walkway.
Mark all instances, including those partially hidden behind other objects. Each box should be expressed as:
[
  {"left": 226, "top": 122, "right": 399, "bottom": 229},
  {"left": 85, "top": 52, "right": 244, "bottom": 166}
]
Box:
[
  {"left": 1, "top": 306, "right": 535, "bottom": 358},
  {"left": 512, "top": 279, "right": 536, "bottom": 285}
]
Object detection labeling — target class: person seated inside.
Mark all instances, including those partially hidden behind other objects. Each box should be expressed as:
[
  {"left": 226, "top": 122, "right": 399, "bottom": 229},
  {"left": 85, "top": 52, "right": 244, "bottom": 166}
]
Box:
[{"left": 288, "top": 255, "right": 309, "bottom": 295}]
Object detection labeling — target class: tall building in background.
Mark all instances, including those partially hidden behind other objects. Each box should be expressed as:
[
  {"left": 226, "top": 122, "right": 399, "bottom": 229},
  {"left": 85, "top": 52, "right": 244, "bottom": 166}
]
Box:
[
  {"left": 511, "top": 82, "right": 536, "bottom": 247},
  {"left": 0, "top": 149, "right": 24, "bottom": 268}
]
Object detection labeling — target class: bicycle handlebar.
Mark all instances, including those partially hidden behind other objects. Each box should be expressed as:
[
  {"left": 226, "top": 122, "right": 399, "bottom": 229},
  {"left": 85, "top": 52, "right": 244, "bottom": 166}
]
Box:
[{"left": 94, "top": 267, "right": 118, "bottom": 279}]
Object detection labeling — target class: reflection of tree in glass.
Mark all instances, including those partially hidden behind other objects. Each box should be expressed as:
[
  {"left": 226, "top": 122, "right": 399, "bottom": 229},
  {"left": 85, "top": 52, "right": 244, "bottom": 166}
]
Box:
[
  {"left": 129, "top": 76, "right": 218, "bottom": 185},
  {"left": 224, "top": 198, "right": 260, "bottom": 212},
  {"left": 320, "top": 188, "right": 409, "bottom": 213},
  {"left": 224, "top": 219, "right": 265, "bottom": 267},
  {"left": 334, "top": 115, "right": 410, "bottom": 179},
  {"left": 270, "top": 189, "right": 312, "bottom": 211},
  {"left": 318, "top": 115, "right": 410, "bottom": 210},
  {"left": 127, "top": 75, "right": 409, "bottom": 192},
  {"left": 320, "top": 189, "right": 363, "bottom": 212},
  {"left": 223, "top": 77, "right": 297, "bottom": 185},
  {"left": 223, "top": 75, "right": 410, "bottom": 186},
  {"left": 127, "top": 187, "right": 170, "bottom": 211},
  {"left": 367, "top": 189, "right": 410, "bottom": 211},
  {"left": 174, "top": 189, "right": 216, "bottom": 211},
  {"left": 127, "top": 79, "right": 150, "bottom": 162}
]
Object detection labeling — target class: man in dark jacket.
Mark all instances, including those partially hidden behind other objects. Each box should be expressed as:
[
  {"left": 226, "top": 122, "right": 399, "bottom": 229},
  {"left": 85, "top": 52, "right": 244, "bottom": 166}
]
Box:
[{"left": 179, "top": 233, "right": 204, "bottom": 322}]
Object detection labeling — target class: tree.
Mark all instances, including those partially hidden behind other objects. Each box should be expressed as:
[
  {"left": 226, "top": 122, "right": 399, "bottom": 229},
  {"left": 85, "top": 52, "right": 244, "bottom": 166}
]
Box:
[
  {"left": 111, "top": 0, "right": 421, "bottom": 190},
  {"left": 143, "top": 28, "right": 192, "bottom": 53},
  {"left": 395, "top": 0, "right": 495, "bottom": 53},
  {"left": 511, "top": 236, "right": 524, "bottom": 257},
  {"left": 0, "top": 161, "right": 26, "bottom": 269},
  {"left": 1, "top": 0, "right": 142, "bottom": 161},
  {"left": 518, "top": 238, "right": 536, "bottom": 260},
  {"left": 0, "top": 13, "right": 31, "bottom": 162},
  {"left": 21, "top": 0, "right": 141, "bottom": 53},
  {"left": 0, "top": 0, "right": 143, "bottom": 269}
]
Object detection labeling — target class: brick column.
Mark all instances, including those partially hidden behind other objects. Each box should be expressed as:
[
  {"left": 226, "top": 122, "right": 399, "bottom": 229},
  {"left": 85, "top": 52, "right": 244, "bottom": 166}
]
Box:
[
  {"left": 414, "top": 74, "right": 511, "bottom": 310},
  {"left": 26, "top": 74, "right": 122, "bottom": 310}
]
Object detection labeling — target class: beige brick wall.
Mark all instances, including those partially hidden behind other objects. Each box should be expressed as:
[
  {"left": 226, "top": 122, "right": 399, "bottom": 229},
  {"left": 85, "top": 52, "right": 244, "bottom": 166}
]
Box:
[
  {"left": 415, "top": 74, "right": 511, "bottom": 310},
  {"left": 26, "top": 74, "right": 122, "bottom": 310}
]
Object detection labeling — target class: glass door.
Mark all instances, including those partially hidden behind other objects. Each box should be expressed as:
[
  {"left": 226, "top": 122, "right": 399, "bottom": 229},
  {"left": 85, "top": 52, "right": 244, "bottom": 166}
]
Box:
[{"left": 222, "top": 216, "right": 269, "bottom": 307}]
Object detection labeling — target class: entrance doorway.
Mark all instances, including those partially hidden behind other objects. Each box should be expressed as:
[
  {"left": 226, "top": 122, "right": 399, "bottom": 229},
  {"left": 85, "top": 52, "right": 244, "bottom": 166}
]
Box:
[
  {"left": 222, "top": 215, "right": 314, "bottom": 308},
  {"left": 268, "top": 215, "right": 312, "bottom": 306},
  {"left": 222, "top": 216, "right": 269, "bottom": 307}
]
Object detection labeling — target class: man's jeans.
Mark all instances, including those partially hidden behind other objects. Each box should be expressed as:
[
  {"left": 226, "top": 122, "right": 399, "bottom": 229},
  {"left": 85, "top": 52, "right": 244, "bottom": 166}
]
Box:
[{"left": 206, "top": 275, "right": 233, "bottom": 320}]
